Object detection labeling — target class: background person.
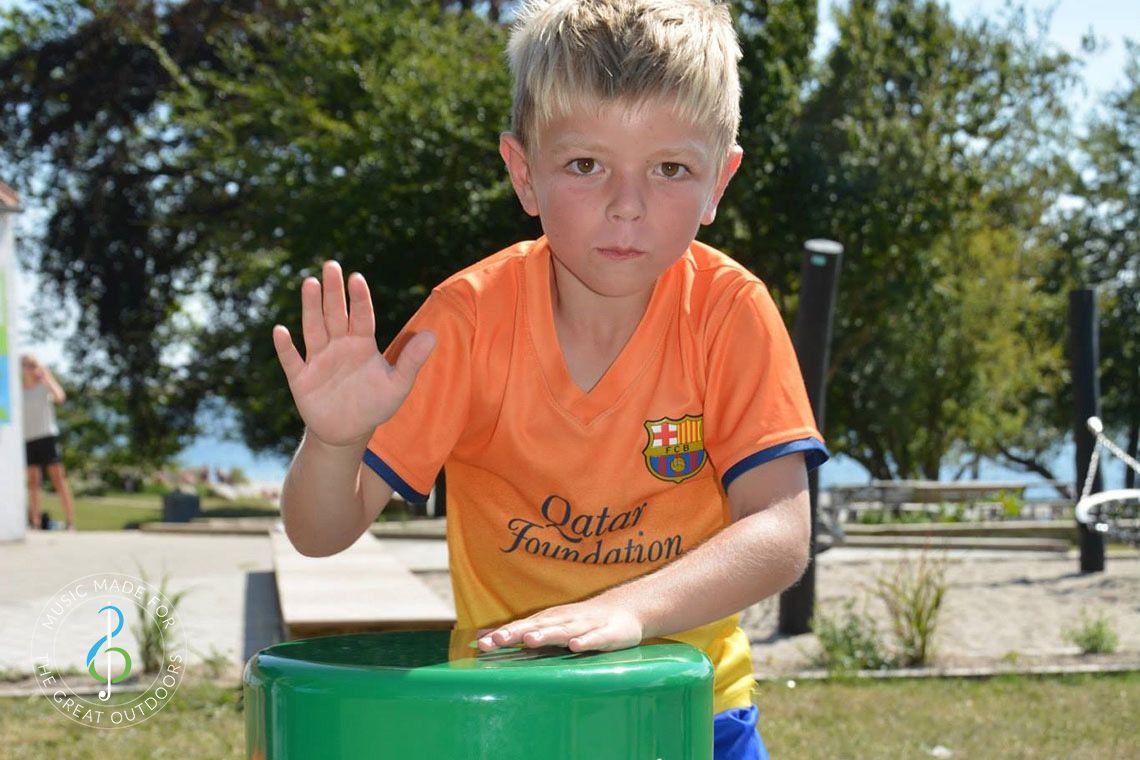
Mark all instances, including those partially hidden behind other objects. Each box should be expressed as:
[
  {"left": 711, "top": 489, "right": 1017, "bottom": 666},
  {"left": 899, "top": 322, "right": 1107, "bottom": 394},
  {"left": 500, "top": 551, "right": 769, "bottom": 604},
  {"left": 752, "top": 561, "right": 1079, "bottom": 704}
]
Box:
[{"left": 21, "top": 353, "right": 76, "bottom": 531}]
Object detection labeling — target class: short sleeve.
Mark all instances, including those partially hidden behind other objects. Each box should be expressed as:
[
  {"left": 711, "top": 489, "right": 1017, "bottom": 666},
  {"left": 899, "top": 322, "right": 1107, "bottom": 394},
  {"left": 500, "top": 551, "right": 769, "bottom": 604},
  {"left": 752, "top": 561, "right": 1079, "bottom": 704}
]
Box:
[
  {"left": 363, "top": 290, "right": 472, "bottom": 502},
  {"left": 702, "top": 282, "right": 829, "bottom": 490}
]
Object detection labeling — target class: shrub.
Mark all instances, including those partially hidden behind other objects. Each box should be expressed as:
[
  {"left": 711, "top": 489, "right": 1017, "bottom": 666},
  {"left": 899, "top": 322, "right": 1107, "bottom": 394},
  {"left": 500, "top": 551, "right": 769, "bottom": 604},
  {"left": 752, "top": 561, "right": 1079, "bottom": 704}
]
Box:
[
  {"left": 871, "top": 549, "right": 949, "bottom": 667},
  {"left": 996, "top": 490, "right": 1023, "bottom": 520},
  {"left": 132, "top": 567, "right": 190, "bottom": 673},
  {"left": 813, "top": 599, "right": 893, "bottom": 674},
  {"left": 1064, "top": 609, "right": 1119, "bottom": 654}
]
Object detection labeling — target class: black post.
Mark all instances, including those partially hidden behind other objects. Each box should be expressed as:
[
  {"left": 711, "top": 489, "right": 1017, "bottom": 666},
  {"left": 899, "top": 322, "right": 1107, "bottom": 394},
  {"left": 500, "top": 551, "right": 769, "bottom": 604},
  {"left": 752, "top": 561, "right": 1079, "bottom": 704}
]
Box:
[
  {"left": 1069, "top": 289, "right": 1105, "bottom": 573},
  {"left": 779, "top": 239, "right": 843, "bottom": 635}
]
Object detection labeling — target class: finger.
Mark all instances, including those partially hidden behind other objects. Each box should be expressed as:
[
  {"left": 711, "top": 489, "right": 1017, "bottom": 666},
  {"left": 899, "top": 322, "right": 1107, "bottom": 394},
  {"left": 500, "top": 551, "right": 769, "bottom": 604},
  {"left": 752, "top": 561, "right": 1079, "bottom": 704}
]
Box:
[
  {"left": 478, "top": 623, "right": 528, "bottom": 650},
  {"left": 346, "top": 272, "right": 375, "bottom": 336},
  {"left": 392, "top": 331, "right": 437, "bottom": 387},
  {"left": 272, "top": 325, "right": 305, "bottom": 381},
  {"left": 566, "top": 626, "right": 606, "bottom": 652},
  {"left": 300, "top": 277, "right": 328, "bottom": 355},
  {"left": 477, "top": 617, "right": 544, "bottom": 651},
  {"left": 521, "top": 621, "right": 590, "bottom": 648},
  {"left": 322, "top": 260, "right": 349, "bottom": 338},
  {"left": 568, "top": 624, "right": 636, "bottom": 653},
  {"left": 491, "top": 612, "right": 576, "bottom": 648}
]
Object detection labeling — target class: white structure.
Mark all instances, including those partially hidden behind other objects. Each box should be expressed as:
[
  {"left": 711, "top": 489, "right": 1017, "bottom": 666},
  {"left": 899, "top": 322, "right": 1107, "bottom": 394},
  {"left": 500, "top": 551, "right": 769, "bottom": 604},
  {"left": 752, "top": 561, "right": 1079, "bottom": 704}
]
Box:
[{"left": 0, "top": 181, "right": 26, "bottom": 542}]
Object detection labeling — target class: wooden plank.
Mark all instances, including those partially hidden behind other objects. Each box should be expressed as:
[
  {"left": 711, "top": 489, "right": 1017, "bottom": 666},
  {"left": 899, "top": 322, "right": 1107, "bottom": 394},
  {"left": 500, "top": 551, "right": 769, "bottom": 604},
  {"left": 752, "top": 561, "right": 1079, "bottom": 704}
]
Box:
[
  {"left": 830, "top": 480, "right": 1035, "bottom": 506},
  {"left": 835, "top": 535, "right": 1071, "bottom": 552},
  {"left": 270, "top": 529, "right": 455, "bottom": 640}
]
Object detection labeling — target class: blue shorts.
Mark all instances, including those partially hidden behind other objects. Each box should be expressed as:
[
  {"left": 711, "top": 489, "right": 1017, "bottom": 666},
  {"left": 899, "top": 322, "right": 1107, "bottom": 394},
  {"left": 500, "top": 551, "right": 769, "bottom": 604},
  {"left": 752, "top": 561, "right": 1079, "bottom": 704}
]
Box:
[{"left": 714, "top": 705, "right": 768, "bottom": 760}]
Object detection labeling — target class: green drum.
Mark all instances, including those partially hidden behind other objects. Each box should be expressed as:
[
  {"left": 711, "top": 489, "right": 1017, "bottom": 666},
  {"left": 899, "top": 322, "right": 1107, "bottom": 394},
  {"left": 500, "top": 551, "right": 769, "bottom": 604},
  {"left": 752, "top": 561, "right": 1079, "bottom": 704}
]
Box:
[{"left": 244, "top": 629, "right": 714, "bottom": 759}]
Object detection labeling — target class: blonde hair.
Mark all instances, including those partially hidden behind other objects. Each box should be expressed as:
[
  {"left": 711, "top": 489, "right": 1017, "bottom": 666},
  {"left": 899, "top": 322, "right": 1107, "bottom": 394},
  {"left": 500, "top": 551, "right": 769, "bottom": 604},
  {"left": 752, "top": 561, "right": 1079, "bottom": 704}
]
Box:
[{"left": 507, "top": 0, "right": 742, "bottom": 158}]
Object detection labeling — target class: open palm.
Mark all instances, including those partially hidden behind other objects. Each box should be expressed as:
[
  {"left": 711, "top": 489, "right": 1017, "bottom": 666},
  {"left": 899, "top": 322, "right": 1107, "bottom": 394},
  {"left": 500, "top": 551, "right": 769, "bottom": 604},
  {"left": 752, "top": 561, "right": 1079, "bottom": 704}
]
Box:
[{"left": 272, "top": 261, "right": 436, "bottom": 447}]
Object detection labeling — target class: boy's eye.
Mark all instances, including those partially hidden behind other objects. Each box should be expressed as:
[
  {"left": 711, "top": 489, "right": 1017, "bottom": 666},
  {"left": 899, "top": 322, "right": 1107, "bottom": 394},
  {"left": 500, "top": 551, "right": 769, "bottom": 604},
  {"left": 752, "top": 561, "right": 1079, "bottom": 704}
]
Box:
[
  {"left": 659, "top": 162, "right": 689, "bottom": 178},
  {"left": 568, "top": 158, "right": 597, "bottom": 175}
]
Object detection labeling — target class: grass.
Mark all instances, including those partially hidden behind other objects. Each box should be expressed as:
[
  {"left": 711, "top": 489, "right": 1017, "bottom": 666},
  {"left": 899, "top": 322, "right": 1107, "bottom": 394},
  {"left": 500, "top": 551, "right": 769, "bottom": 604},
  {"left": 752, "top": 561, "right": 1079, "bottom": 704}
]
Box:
[
  {"left": 32, "top": 492, "right": 279, "bottom": 531},
  {"left": 2, "top": 673, "right": 1136, "bottom": 758},
  {"left": 1, "top": 679, "right": 244, "bottom": 759},
  {"left": 33, "top": 492, "right": 421, "bottom": 531},
  {"left": 758, "top": 673, "right": 1139, "bottom": 759}
]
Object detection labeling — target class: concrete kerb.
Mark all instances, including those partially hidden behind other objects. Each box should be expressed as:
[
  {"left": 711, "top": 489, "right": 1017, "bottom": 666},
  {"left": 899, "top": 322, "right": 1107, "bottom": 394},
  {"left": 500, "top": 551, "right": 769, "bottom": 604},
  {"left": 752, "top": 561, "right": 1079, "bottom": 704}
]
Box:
[
  {"left": 139, "top": 517, "right": 447, "bottom": 540},
  {"left": 757, "top": 660, "right": 1140, "bottom": 684}
]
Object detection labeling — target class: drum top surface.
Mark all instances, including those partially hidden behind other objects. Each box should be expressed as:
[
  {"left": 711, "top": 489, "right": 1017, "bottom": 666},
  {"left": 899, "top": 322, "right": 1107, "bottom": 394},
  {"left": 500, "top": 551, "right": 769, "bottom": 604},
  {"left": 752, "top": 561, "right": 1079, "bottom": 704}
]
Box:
[{"left": 253, "top": 629, "right": 710, "bottom": 675}]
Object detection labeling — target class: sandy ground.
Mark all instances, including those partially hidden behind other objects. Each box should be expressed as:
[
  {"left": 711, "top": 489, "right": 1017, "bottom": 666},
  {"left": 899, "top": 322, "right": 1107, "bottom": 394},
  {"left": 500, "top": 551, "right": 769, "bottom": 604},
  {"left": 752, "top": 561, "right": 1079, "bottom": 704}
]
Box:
[
  {"left": 417, "top": 548, "right": 1140, "bottom": 675},
  {"left": 742, "top": 549, "right": 1140, "bottom": 674},
  {"left": 4, "top": 531, "right": 1136, "bottom": 685}
]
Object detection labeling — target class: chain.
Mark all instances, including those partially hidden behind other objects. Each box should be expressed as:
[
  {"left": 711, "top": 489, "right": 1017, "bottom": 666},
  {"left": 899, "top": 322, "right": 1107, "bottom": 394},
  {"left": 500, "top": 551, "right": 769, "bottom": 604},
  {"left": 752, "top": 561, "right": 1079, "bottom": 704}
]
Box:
[
  {"left": 1094, "top": 429, "right": 1140, "bottom": 476},
  {"left": 1080, "top": 444, "right": 1102, "bottom": 502}
]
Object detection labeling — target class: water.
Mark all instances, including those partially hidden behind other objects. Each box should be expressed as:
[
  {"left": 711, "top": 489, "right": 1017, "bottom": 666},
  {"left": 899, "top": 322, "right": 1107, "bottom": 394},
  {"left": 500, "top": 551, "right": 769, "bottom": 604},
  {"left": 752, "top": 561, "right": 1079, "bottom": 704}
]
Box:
[
  {"left": 819, "top": 441, "right": 1128, "bottom": 498},
  {"left": 177, "top": 435, "right": 290, "bottom": 486},
  {"left": 177, "top": 434, "right": 1130, "bottom": 495}
]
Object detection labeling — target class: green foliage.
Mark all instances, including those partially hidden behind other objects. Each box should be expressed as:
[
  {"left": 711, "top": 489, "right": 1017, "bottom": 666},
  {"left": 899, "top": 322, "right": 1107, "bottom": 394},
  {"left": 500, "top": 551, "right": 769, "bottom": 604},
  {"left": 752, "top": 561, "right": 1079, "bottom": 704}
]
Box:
[
  {"left": 0, "top": 0, "right": 1123, "bottom": 482},
  {"left": 812, "top": 598, "right": 893, "bottom": 673},
  {"left": 0, "top": 0, "right": 262, "bottom": 463},
  {"left": 169, "top": 0, "right": 524, "bottom": 455},
  {"left": 778, "top": 0, "right": 1079, "bottom": 479},
  {"left": 870, "top": 549, "right": 948, "bottom": 666},
  {"left": 995, "top": 490, "right": 1023, "bottom": 519},
  {"left": 856, "top": 509, "right": 936, "bottom": 524},
  {"left": 198, "top": 646, "right": 232, "bottom": 680},
  {"left": 1063, "top": 609, "right": 1119, "bottom": 655},
  {"left": 131, "top": 567, "right": 189, "bottom": 674},
  {"left": 1054, "top": 41, "right": 1140, "bottom": 487},
  {"left": 54, "top": 374, "right": 183, "bottom": 481}
]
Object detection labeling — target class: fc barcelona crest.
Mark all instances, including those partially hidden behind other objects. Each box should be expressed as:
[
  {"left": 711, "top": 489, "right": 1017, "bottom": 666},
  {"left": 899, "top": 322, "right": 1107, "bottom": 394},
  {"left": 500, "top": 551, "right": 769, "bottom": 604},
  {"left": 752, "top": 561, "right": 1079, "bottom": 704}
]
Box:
[{"left": 643, "top": 415, "right": 707, "bottom": 483}]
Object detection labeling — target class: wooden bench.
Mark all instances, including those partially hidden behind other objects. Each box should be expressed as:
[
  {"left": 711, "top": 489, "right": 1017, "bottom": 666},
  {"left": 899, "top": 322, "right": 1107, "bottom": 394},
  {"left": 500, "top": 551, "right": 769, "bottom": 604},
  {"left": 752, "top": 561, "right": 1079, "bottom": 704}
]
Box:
[
  {"left": 823, "top": 479, "right": 1075, "bottom": 542},
  {"left": 270, "top": 528, "right": 455, "bottom": 640}
]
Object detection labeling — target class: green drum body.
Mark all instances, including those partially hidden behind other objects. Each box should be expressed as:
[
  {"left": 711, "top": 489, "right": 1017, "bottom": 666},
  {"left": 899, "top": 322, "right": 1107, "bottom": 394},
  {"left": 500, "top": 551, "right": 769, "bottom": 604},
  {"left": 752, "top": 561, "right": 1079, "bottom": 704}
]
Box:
[{"left": 244, "top": 629, "right": 714, "bottom": 759}]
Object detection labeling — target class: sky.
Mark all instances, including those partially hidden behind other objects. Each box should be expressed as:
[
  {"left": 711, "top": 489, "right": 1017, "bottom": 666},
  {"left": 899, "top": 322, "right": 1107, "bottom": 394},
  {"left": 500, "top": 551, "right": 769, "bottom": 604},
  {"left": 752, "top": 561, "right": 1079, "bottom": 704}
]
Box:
[{"left": 3, "top": 0, "right": 1137, "bottom": 483}]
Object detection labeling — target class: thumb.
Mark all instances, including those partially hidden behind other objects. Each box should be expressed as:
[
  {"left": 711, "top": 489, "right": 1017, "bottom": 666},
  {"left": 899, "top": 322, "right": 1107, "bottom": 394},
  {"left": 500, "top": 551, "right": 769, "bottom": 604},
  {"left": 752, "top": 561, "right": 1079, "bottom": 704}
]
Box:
[{"left": 392, "top": 330, "right": 437, "bottom": 386}]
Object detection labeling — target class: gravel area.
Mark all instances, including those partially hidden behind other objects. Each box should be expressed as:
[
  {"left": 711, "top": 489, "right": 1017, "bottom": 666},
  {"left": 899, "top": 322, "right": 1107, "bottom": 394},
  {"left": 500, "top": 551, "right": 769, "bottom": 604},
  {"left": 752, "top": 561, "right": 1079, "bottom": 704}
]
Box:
[{"left": 415, "top": 549, "right": 1140, "bottom": 675}]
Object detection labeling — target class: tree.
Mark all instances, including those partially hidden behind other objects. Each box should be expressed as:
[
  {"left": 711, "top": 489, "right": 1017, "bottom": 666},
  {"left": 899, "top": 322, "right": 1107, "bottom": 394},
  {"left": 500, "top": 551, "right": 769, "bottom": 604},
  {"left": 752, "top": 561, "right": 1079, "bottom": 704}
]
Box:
[
  {"left": 166, "top": 0, "right": 522, "bottom": 456},
  {"left": 1056, "top": 40, "right": 1140, "bottom": 487},
  {"left": 0, "top": 0, "right": 1101, "bottom": 484},
  {"left": 0, "top": 0, "right": 520, "bottom": 461},
  {"left": 710, "top": 0, "right": 820, "bottom": 309},
  {"left": 0, "top": 0, "right": 278, "bottom": 465},
  {"left": 768, "top": 0, "right": 1079, "bottom": 478}
]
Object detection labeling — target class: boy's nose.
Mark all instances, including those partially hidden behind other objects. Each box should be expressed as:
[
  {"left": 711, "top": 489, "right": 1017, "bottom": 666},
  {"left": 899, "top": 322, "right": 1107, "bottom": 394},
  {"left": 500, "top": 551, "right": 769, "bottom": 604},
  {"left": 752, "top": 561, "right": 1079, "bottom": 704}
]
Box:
[{"left": 605, "top": 173, "right": 645, "bottom": 222}]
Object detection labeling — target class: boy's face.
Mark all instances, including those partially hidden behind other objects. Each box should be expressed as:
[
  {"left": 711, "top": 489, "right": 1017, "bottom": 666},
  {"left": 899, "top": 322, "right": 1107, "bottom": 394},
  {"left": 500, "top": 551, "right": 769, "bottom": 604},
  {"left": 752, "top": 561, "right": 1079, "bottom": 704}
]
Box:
[{"left": 500, "top": 98, "right": 742, "bottom": 301}]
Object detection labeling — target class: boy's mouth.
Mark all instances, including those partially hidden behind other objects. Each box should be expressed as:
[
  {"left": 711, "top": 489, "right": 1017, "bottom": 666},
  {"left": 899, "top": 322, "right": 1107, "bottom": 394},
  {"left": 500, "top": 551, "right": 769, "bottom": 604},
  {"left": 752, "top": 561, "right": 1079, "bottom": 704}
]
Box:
[{"left": 596, "top": 247, "right": 646, "bottom": 261}]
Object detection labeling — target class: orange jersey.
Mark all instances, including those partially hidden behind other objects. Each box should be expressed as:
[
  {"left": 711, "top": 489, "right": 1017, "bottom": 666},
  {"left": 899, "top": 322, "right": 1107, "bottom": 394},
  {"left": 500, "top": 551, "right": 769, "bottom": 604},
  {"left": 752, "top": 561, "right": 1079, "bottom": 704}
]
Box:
[{"left": 366, "top": 237, "right": 827, "bottom": 712}]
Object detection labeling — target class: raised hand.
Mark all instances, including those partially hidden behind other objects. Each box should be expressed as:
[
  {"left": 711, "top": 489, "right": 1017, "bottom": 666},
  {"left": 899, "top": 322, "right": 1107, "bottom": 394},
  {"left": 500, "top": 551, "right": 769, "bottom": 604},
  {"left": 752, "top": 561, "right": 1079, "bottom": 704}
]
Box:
[{"left": 272, "top": 261, "right": 436, "bottom": 448}]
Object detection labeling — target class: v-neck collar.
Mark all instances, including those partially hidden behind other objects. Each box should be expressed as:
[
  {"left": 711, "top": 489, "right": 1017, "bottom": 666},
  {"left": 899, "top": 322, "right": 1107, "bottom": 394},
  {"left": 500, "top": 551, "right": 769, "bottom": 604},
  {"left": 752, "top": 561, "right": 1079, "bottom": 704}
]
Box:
[{"left": 524, "top": 237, "right": 680, "bottom": 425}]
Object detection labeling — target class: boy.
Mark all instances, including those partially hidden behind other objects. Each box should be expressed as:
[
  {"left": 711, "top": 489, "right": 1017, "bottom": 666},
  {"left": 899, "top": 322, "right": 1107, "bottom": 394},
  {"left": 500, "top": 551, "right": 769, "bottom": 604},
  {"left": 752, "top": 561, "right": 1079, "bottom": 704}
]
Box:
[{"left": 273, "top": 1, "right": 827, "bottom": 756}]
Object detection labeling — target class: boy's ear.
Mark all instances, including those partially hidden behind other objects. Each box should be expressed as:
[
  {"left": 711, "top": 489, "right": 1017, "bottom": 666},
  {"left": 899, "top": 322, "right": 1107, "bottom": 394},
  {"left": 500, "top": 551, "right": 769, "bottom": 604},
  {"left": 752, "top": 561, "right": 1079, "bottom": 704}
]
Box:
[
  {"left": 499, "top": 132, "right": 540, "bottom": 217},
  {"left": 701, "top": 145, "right": 744, "bottom": 226}
]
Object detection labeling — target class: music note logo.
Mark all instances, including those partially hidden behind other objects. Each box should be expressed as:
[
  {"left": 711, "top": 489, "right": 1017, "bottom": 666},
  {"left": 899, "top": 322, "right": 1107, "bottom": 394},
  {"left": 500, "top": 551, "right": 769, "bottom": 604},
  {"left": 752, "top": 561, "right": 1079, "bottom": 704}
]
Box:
[{"left": 85, "top": 604, "right": 133, "bottom": 701}]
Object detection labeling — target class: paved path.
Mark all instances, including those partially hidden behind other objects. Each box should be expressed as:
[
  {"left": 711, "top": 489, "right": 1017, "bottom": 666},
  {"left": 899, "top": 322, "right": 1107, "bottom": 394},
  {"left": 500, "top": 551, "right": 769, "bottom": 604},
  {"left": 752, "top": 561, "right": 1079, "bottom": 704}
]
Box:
[{"left": 0, "top": 530, "right": 448, "bottom": 675}]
